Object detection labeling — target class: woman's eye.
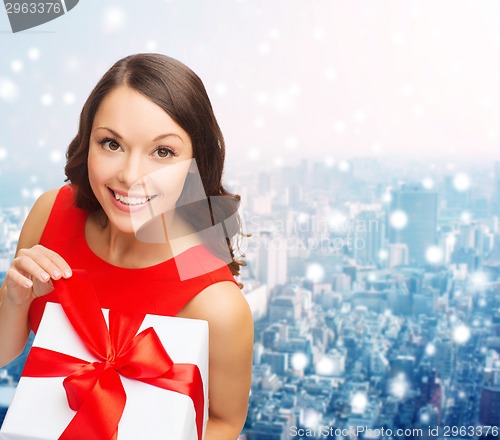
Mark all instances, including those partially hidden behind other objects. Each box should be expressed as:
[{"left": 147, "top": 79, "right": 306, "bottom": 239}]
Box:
[
  {"left": 100, "top": 138, "right": 121, "bottom": 151},
  {"left": 154, "top": 147, "right": 174, "bottom": 158}
]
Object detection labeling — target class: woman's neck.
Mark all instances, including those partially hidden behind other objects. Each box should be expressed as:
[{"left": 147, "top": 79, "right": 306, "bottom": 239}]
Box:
[{"left": 87, "top": 209, "right": 201, "bottom": 268}]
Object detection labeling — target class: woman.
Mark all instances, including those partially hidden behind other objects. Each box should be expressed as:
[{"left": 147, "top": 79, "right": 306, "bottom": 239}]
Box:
[{"left": 0, "top": 53, "right": 253, "bottom": 439}]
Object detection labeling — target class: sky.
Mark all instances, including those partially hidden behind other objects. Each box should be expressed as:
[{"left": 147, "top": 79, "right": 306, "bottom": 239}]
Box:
[{"left": 1, "top": 0, "right": 500, "bottom": 205}]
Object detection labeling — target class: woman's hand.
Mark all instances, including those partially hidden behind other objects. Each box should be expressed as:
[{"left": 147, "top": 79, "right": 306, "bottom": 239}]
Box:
[{"left": 5, "top": 245, "right": 72, "bottom": 307}]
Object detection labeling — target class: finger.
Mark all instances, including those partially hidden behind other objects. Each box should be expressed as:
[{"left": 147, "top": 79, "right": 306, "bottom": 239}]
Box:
[
  {"left": 11, "top": 255, "right": 52, "bottom": 283},
  {"left": 6, "top": 268, "right": 33, "bottom": 289},
  {"left": 23, "top": 251, "right": 66, "bottom": 280},
  {"left": 32, "top": 245, "right": 72, "bottom": 278},
  {"left": 32, "top": 277, "right": 54, "bottom": 298}
]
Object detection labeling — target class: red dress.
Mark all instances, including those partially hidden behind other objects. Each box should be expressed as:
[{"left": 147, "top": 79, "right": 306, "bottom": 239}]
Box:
[{"left": 28, "top": 185, "right": 238, "bottom": 334}]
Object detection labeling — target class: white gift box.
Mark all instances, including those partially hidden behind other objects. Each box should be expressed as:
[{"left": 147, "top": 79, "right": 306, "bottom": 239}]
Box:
[
  {"left": 1, "top": 302, "right": 209, "bottom": 440},
  {"left": 0, "top": 434, "right": 47, "bottom": 440}
]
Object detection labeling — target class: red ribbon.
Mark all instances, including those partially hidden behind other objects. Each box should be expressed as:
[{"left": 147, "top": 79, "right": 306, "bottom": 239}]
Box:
[{"left": 22, "top": 270, "right": 205, "bottom": 440}]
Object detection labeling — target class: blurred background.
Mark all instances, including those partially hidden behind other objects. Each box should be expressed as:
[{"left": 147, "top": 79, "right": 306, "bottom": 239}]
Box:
[
  {"left": 1, "top": 0, "right": 500, "bottom": 204},
  {"left": 2, "top": 1, "right": 500, "bottom": 438}
]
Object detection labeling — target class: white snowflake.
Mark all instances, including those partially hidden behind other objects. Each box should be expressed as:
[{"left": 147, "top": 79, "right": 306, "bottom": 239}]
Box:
[
  {"left": 382, "top": 192, "right": 392, "bottom": 204},
  {"left": 453, "top": 173, "right": 471, "bottom": 192},
  {"left": 11, "top": 60, "right": 23, "bottom": 73},
  {"left": 452, "top": 324, "right": 471, "bottom": 345},
  {"left": 246, "top": 147, "right": 260, "bottom": 161},
  {"left": 389, "top": 210, "right": 408, "bottom": 230},
  {"left": 269, "top": 28, "right": 280, "bottom": 39},
  {"left": 41, "top": 94, "right": 53, "bottom": 106},
  {"left": 63, "top": 92, "right": 75, "bottom": 105},
  {"left": 28, "top": 48, "right": 40, "bottom": 60},
  {"left": 351, "top": 392, "right": 368, "bottom": 414},
  {"left": 422, "top": 178, "right": 435, "bottom": 189},
  {"left": 471, "top": 271, "right": 488, "bottom": 290},
  {"left": 460, "top": 211, "right": 472, "bottom": 223},
  {"left": 306, "top": 263, "right": 325, "bottom": 283},
  {"left": 32, "top": 187, "right": 43, "bottom": 199},
  {"left": 338, "top": 160, "right": 350, "bottom": 172},
  {"left": 0, "top": 77, "right": 18, "bottom": 102},
  {"left": 378, "top": 249, "right": 389, "bottom": 261},
  {"left": 325, "top": 157, "right": 335, "bottom": 167},
  {"left": 303, "top": 409, "right": 322, "bottom": 429},
  {"left": 290, "top": 352, "right": 308, "bottom": 371},
  {"left": 50, "top": 150, "right": 63, "bottom": 163},
  {"left": 328, "top": 211, "right": 347, "bottom": 230},
  {"left": 426, "top": 246, "right": 443, "bottom": 264},
  {"left": 315, "top": 356, "right": 335, "bottom": 376},
  {"left": 214, "top": 83, "right": 228, "bottom": 95},
  {"left": 425, "top": 343, "right": 436, "bottom": 356},
  {"left": 102, "top": 7, "right": 126, "bottom": 32},
  {"left": 389, "top": 373, "right": 409, "bottom": 400},
  {"left": 146, "top": 40, "right": 158, "bottom": 51}
]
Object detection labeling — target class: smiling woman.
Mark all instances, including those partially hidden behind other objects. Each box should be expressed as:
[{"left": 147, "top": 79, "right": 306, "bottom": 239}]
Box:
[{"left": 0, "top": 53, "right": 253, "bottom": 440}]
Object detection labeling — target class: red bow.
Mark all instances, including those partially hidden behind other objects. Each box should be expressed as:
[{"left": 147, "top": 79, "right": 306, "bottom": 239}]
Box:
[{"left": 22, "top": 271, "right": 205, "bottom": 440}]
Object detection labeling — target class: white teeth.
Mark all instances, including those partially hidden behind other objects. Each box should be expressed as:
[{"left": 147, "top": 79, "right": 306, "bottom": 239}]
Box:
[{"left": 113, "top": 191, "right": 150, "bottom": 206}]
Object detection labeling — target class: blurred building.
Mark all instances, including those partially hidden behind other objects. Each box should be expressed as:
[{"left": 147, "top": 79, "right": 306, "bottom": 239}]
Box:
[
  {"left": 388, "top": 183, "right": 438, "bottom": 266},
  {"left": 256, "top": 231, "right": 288, "bottom": 290},
  {"left": 353, "top": 210, "right": 384, "bottom": 265}
]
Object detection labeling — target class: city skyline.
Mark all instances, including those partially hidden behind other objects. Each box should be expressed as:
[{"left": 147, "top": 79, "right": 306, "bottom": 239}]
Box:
[
  {"left": 237, "top": 157, "right": 500, "bottom": 438},
  {"left": 2, "top": 156, "right": 500, "bottom": 438}
]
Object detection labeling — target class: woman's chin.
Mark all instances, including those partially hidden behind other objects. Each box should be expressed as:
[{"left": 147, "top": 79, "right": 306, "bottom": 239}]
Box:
[
  {"left": 103, "top": 213, "right": 135, "bottom": 235},
  {"left": 133, "top": 214, "right": 174, "bottom": 244},
  {"left": 103, "top": 198, "right": 178, "bottom": 241}
]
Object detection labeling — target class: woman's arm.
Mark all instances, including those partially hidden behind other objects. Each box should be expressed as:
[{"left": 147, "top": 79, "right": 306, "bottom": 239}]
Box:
[
  {"left": 0, "top": 189, "right": 67, "bottom": 367},
  {"left": 179, "top": 281, "right": 254, "bottom": 440}
]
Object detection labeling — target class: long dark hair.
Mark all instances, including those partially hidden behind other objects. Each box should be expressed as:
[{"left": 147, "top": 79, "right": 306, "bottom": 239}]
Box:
[{"left": 64, "top": 53, "right": 245, "bottom": 276}]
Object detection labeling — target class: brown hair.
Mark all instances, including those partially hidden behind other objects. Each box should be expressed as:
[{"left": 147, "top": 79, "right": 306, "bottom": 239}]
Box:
[{"left": 64, "top": 53, "right": 245, "bottom": 277}]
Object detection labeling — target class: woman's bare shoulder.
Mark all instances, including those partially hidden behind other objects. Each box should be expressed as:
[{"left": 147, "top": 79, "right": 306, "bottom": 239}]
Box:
[
  {"left": 17, "top": 188, "right": 60, "bottom": 251},
  {"left": 178, "top": 281, "right": 253, "bottom": 330}
]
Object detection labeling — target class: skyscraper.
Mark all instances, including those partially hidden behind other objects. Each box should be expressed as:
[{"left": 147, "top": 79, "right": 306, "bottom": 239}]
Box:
[
  {"left": 480, "top": 384, "right": 500, "bottom": 426},
  {"left": 256, "top": 231, "right": 288, "bottom": 289},
  {"left": 443, "top": 175, "right": 470, "bottom": 214},
  {"left": 388, "top": 183, "right": 438, "bottom": 266},
  {"left": 353, "top": 210, "right": 384, "bottom": 265}
]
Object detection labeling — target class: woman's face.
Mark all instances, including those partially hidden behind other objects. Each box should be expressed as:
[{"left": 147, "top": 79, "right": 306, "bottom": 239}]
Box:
[{"left": 88, "top": 85, "right": 194, "bottom": 235}]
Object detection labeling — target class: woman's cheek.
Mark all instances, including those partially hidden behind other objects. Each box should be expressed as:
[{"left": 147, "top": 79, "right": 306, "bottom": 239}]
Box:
[{"left": 89, "top": 154, "right": 118, "bottom": 183}]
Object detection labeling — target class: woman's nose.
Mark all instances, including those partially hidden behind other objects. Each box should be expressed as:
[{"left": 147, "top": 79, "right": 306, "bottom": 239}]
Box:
[{"left": 117, "top": 154, "right": 144, "bottom": 188}]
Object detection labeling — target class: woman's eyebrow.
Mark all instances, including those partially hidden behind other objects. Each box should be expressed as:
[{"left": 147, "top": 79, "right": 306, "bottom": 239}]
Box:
[
  {"left": 93, "top": 127, "right": 124, "bottom": 139},
  {"left": 152, "top": 132, "right": 183, "bottom": 142},
  {"left": 93, "top": 126, "right": 183, "bottom": 142}
]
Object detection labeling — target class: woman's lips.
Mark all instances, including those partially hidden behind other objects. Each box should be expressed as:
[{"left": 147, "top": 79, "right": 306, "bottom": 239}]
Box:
[{"left": 107, "top": 187, "right": 157, "bottom": 213}]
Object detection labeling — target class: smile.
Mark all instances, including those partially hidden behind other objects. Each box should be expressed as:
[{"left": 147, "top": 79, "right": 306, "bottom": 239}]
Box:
[{"left": 108, "top": 188, "right": 158, "bottom": 206}]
